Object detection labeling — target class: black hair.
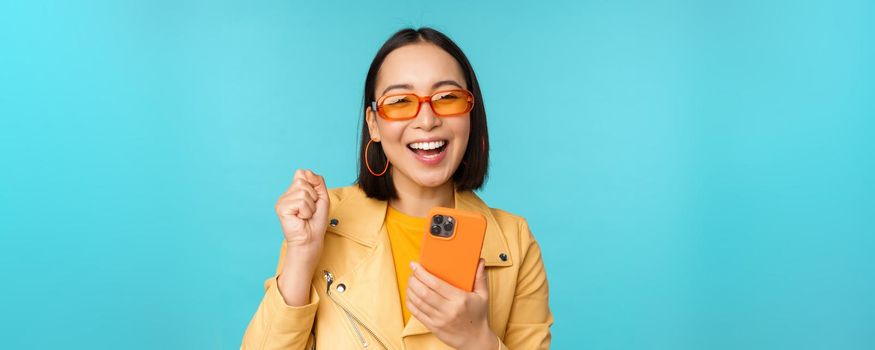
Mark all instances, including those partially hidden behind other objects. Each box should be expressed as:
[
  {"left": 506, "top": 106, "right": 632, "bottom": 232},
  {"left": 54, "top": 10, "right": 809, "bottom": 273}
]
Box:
[{"left": 356, "top": 27, "right": 489, "bottom": 200}]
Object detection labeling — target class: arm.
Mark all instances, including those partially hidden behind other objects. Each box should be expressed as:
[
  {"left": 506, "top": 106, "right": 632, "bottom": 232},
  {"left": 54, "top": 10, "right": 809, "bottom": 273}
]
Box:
[
  {"left": 240, "top": 242, "right": 320, "bottom": 350},
  {"left": 241, "top": 169, "right": 330, "bottom": 349},
  {"left": 498, "top": 219, "right": 554, "bottom": 349}
]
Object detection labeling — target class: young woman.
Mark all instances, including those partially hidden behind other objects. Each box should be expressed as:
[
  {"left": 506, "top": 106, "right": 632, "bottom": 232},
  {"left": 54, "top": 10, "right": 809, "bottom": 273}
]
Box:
[{"left": 241, "top": 28, "right": 553, "bottom": 350}]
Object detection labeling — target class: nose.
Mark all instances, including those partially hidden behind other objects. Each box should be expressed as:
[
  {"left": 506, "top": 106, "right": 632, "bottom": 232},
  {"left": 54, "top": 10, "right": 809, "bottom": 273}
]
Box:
[{"left": 412, "top": 101, "right": 441, "bottom": 131}]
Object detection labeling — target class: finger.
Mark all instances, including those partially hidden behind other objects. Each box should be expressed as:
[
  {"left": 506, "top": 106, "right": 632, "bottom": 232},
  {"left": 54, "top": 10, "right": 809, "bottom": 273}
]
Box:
[
  {"left": 406, "top": 294, "right": 436, "bottom": 328},
  {"left": 406, "top": 284, "right": 442, "bottom": 319},
  {"left": 290, "top": 169, "right": 308, "bottom": 189},
  {"left": 286, "top": 173, "right": 317, "bottom": 197},
  {"left": 277, "top": 196, "right": 305, "bottom": 217},
  {"left": 407, "top": 273, "right": 449, "bottom": 312},
  {"left": 288, "top": 169, "right": 318, "bottom": 194},
  {"left": 303, "top": 170, "right": 329, "bottom": 200},
  {"left": 299, "top": 198, "right": 317, "bottom": 218},
  {"left": 472, "top": 258, "right": 489, "bottom": 297},
  {"left": 411, "top": 261, "right": 463, "bottom": 300},
  {"left": 294, "top": 175, "right": 318, "bottom": 196},
  {"left": 304, "top": 170, "right": 330, "bottom": 218},
  {"left": 282, "top": 198, "right": 315, "bottom": 219},
  {"left": 289, "top": 185, "right": 317, "bottom": 203}
]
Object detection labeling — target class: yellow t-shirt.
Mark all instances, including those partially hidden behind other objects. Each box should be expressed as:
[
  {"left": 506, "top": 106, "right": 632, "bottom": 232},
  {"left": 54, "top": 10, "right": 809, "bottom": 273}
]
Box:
[{"left": 385, "top": 205, "right": 428, "bottom": 325}]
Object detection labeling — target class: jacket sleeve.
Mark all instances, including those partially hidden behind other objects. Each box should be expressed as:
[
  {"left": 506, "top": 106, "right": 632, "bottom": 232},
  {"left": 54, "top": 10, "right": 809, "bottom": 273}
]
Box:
[
  {"left": 498, "top": 219, "right": 554, "bottom": 349},
  {"left": 241, "top": 242, "right": 319, "bottom": 350}
]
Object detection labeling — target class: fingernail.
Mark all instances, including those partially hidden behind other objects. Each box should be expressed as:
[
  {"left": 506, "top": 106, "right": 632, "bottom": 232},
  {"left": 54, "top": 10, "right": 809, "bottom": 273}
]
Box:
[{"left": 409, "top": 262, "right": 417, "bottom": 271}]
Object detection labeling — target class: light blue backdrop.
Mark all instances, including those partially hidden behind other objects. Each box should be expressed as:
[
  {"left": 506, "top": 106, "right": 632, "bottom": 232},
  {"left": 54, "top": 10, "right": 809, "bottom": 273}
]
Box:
[{"left": 1, "top": 0, "right": 872, "bottom": 349}]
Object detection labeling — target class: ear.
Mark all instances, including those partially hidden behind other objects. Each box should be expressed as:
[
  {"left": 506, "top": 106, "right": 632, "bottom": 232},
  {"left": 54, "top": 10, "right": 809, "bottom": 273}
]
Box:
[{"left": 365, "top": 105, "right": 381, "bottom": 141}]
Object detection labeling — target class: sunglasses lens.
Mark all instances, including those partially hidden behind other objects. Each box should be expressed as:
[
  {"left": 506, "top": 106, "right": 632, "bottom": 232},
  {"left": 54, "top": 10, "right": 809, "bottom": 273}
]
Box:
[
  {"left": 378, "top": 90, "right": 473, "bottom": 119},
  {"left": 431, "top": 90, "right": 472, "bottom": 116},
  {"left": 380, "top": 94, "right": 419, "bottom": 119}
]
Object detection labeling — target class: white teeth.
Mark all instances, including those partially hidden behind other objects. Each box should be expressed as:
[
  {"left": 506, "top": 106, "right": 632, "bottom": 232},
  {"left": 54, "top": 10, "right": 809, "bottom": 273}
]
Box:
[{"left": 408, "top": 140, "right": 446, "bottom": 150}]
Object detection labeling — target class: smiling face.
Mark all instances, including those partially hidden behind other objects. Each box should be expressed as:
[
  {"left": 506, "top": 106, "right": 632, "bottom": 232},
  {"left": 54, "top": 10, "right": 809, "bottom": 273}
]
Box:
[{"left": 366, "top": 42, "right": 471, "bottom": 189}]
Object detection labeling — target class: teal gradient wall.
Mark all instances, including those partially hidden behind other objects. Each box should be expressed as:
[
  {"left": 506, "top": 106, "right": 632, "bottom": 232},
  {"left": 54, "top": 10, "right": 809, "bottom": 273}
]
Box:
[{"left": 1, "top": 1, "right": 872, "bottom": 349}]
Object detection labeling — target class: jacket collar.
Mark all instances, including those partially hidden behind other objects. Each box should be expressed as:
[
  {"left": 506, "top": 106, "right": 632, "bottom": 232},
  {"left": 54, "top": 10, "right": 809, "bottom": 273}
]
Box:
[{"left": 327, "top": 185, "right": 512, "bottom": 267}]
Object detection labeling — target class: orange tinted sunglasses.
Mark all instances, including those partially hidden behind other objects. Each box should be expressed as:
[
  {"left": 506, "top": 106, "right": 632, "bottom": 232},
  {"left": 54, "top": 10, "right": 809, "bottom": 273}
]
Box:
[{"left": 371, "top": 89, "right": 475, "bottom": 120}]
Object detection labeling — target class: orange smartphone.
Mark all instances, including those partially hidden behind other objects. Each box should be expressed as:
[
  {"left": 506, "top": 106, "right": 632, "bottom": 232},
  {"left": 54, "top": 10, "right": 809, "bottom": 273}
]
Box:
[{"left": 419, "top": 207, "right": 487, "bottom": 292}]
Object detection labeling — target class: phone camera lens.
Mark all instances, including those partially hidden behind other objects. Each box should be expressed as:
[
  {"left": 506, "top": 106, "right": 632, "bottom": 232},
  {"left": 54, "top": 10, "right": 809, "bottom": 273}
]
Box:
[
  {"left": 433, "top": 215, "right": 444, "bottom": 224},
  {"left": 443, "top": 222, "right": 454, "bottom": 232},
  {"left": 430, "top": 225, "right": 442, "bottom": 235}
]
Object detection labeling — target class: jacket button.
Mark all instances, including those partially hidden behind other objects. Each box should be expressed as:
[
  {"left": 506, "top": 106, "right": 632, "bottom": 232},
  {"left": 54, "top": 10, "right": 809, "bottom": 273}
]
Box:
[
  {"left": 329, "top": 218, "right": 339, "bottom": 227},
  {"left": 499, "top": 253, "right": 508, "bottom": 261},
  {"left": 336, "top": 283, "right": 346, "bottom": 293}
]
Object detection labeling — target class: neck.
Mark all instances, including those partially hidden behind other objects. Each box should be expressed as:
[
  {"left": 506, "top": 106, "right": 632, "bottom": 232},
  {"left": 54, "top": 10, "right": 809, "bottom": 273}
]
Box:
[{"left": 388, "top": 171, "right": 455, "bottom": 218}]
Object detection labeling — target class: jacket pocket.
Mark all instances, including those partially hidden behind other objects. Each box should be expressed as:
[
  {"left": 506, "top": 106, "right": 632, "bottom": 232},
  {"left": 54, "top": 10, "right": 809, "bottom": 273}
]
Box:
[
  {"left": 323, "top": 270, "right": 383, "bottom": 349},
  {"left": 342, "top": 307, "right": 369, "bottom": 348}
]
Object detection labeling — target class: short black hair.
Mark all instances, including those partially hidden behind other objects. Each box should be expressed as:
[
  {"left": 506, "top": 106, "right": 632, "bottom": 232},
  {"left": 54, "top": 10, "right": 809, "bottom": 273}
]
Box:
[{"left": 357, "top": 27, "right": 490, "bottom": 200}]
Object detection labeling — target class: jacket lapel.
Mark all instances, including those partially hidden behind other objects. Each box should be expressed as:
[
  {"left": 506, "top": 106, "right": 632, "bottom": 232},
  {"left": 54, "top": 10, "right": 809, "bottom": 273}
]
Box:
[
  {"left": 325, "top": 185, "right": 513, "bottom": 344},
  {"left": 324, "top": 188, "right": 404, "bottom": 349}
]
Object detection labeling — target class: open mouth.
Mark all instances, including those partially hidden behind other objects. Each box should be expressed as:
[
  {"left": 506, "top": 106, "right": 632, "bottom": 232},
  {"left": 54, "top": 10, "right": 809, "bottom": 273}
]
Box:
[{"left": 407, "top": 139, "right": 449, "bottom": 158}]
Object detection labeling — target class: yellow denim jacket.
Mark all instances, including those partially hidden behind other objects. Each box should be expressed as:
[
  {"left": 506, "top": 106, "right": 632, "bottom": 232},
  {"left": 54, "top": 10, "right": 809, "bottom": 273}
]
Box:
[{"left": 241, "top": 185, "right": 553, "bottom": 349}]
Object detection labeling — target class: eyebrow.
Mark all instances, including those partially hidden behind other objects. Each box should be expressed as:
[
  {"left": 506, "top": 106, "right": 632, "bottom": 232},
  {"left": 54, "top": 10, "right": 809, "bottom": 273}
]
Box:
[{"left": 381, "top": 80, "right": 464, "bottom": 96}]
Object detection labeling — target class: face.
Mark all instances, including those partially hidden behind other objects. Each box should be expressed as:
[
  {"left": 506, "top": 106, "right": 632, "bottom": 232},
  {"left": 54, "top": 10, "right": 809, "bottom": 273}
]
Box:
[{"left": 366, "top": 42, "right": 471, "bottom": 189}]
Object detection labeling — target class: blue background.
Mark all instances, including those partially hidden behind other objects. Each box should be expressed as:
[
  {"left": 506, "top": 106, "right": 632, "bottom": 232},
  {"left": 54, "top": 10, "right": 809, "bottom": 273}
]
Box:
[{"left": 1, "top": 0, "right": 872, "bottom": 349}]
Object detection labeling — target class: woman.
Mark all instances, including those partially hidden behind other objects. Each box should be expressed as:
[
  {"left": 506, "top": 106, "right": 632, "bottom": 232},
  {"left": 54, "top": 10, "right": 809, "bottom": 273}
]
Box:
[{"left": 241, "top": 27, "right": 553, "bottom": 349}]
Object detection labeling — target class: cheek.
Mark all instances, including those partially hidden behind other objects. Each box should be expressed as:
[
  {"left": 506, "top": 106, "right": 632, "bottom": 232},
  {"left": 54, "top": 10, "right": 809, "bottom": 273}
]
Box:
[
  {"left": 449, "top": 119, "right": 472, "bottom": 154},
  {"left": 376, "top": 123, "right": 409, "bottom": 157}
]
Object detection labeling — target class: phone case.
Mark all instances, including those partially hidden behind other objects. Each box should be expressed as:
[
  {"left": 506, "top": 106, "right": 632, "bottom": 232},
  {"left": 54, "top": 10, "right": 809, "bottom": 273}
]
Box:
[{"left": 419, "top": 207, "right": 487, "bottom": 292}]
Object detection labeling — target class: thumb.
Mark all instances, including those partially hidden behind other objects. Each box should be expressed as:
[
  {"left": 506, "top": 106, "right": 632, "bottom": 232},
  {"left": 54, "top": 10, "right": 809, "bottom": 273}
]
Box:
[{"left": 473, "top": 258, "right": 488, "bottom": 296}]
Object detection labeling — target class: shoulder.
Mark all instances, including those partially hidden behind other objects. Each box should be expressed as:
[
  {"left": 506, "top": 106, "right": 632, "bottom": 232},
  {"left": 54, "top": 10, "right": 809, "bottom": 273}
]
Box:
[
  {"left": 488, "top": 206, "right": 540, "bottom": 247},
  {"left": 327, "top": 184, "right": 354, "bottom": 199},
  {"left": 458, "top": 189, "right": 543, "bottom": 253},
  {"left": 326, "top": 184, "right": 365, "bottom": 205}
]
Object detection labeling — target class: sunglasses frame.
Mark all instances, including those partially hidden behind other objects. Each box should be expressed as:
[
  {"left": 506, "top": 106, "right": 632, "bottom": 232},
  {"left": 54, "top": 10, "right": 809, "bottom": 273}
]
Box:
[{"left": 371, "top": 89, "right": 475, "bottom": 121}]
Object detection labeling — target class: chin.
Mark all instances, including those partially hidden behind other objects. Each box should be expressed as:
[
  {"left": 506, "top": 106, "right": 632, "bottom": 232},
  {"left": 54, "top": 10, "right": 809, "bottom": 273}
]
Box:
[{"left": 412, "top": 173, "right": 452, "bottom": 188}]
